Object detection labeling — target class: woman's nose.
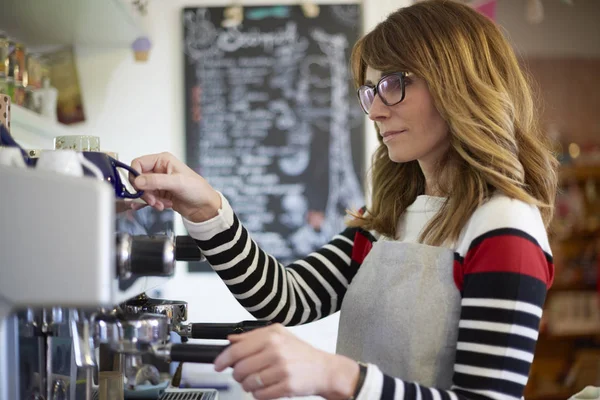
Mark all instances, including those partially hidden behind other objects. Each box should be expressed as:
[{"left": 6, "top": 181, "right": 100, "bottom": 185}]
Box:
[{"left": 367, "top": 94, "right": 390, "bottom": 121}]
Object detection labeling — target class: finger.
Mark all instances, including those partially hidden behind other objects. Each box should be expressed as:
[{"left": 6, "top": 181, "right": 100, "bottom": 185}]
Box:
[
  {"left": 227, "top": 333, "right": 244, "bottom": 342},
  {"left": 134, "top": 173, "right": 182, "bottom": 193},
  {"left": 252, "top": 382, "right": 291, "bottom": 400},
  {"left": 156, "top": 197, "right": 175, "bottom": 210},
  {"left": 214, "top": 336, "right": 269, "bottom": 372},
  {"left": 154, "top": 201, "right": 165, "bottom": 211},
  {"left": 240, "top": 364, "right": 284, "bottom": 393},
  {"left": 160, "top": 198, "right": 173, "bottom": 208},
  {"left": 227, "top": 323, "right": 282, "bottom": 343},
  {"left": 130, "top": 202, "right": 148, "bottom": 211},
  {"left": 130, "top": 153, "right": 165, "bottom": 174},
  {"left": 231, "top": 351, "right": 276, "bottom": 384},
  {"left": 141, "top": 191, "right": 157, "bottom": 207},
  {"left": 241, "top": 372, "right": 269, "bottom": 393},
  {"left": 251, "top": 375, "right": 295, "bottom": 400}
]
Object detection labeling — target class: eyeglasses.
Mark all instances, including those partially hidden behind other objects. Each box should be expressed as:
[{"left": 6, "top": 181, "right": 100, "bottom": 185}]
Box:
[{"left": 357, "top": 72, "right": 407, "bottom": 114}]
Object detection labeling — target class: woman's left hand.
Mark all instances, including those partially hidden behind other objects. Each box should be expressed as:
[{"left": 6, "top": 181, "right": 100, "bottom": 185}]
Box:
[{"left": 213, "top": 323, "right": 357, "bottom": 400}]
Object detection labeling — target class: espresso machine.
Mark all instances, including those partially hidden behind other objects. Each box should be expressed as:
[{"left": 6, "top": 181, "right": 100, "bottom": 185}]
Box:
[{"left": 0, "top": 163, "right": 269, "bottom": 400}]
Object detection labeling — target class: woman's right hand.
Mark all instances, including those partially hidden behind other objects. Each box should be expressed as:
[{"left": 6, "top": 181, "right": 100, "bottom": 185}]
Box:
[{"left": 129, "top": 152, "right": 222, "bottom": 223}]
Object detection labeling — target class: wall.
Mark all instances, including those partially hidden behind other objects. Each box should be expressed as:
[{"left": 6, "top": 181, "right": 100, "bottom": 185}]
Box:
[
  {"left": 496, "top": 0, "right": 600, "bottom": 57},
  {"left": 494, "top": 0, "right": 600, "bottom": 148},
  {"left": 523, "top": 58, "right": 600, "bottom": 147}
]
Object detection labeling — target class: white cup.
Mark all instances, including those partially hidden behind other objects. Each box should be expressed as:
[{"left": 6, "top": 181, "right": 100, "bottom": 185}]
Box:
[
  {"left": 36, "top": 150, "right": 103, "bottom": 178},
  {"left": 0, "top": 147, "right": 27, "bottom": 168}
]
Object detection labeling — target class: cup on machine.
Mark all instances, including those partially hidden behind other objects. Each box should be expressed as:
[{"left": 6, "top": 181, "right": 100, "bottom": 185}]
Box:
[
  {"left": 36, "top": 149, "right": 104, "bottom": 178},
  {"left": 0, "top": 146, "right": 27, "bottom": 168},
  {"left": 81, "top": 152, "right": 144, "bottom": 199}
]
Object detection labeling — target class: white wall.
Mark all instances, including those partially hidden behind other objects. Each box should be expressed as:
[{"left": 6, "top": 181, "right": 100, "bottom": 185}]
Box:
[
  {"left": 60, "top": 0, "right": 409, "bottom": 390},
  {"left": 497, "top": 0, "right": 600, "bottom": 57}
]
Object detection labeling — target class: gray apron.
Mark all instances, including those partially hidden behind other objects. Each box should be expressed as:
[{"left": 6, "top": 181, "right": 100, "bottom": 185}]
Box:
[{"left": 337, "top": 240, "right": 462, "bottom": 388}]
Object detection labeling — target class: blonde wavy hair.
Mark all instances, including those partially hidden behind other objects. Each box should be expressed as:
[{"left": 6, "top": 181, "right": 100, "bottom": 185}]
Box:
[{"left": 348, "top": 0, "right": 558, "bottom": 245}]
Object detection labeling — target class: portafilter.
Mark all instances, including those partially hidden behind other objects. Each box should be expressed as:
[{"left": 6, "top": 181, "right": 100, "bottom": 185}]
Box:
[
  {"left": 94, "top": 313, "right": 227, "bottom": 364},
  {"left": 122, "top": 293, "right": 272, "bottom": 339}
]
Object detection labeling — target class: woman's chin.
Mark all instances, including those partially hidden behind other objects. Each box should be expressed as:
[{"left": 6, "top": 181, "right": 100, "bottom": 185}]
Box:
[{"left": 387, "top": 149, "right": 416, "bottom": 164}]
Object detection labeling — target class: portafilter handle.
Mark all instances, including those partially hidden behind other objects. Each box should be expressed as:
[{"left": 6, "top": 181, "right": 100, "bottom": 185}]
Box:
[
  {"left": 179, "top": 320, "right": 272, "bottom": 339},
  {"left": 153, "top": 343, "right": 229, "bottom": 364}
]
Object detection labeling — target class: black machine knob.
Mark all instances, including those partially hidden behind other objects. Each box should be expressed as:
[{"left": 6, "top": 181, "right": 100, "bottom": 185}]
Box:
[
  {"left": 116, "top": 234, "right": 175, "bottom": 278},
  {"left": 130, "top": 236, "right": 175, "bottom": 276}
]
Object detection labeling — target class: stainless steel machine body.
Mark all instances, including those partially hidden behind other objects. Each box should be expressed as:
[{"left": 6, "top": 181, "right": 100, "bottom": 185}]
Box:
[
  {"left": 0, "top": 165, "right": 209, "bottom": 400},
  {"left": 0, "top": 165, "right": 269, "bottom": 400}
]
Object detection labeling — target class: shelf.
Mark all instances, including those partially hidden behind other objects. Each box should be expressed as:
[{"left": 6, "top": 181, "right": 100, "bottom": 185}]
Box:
[
  {"left": 9, "top": 104, "right": 74, "bottom": 149},
  {"left": 526, "top": 389, "right": 578, "bottom": 400},
  {"left": 541, "top": 331, "right": 600, "bottom": 340},
  {"left": 550, "top": 283, "right": 597, "bottom": 292},
  {"left": 0, "top": 0, "right": 144, "bottom": 49},
  {"left": 559, "top": 164, "right": 600, "bottom": 183}
]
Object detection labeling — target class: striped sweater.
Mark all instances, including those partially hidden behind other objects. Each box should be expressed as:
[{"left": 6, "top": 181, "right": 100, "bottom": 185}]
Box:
[{"left": 184, "top": 193, "right": 553, "bottom": 400}]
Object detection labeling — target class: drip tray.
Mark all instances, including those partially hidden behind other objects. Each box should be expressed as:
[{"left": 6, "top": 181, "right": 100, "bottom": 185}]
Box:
[
  {"left": 93, "top": 388, "right": 218, "bottom": 400},
  {"left": 159, "top": 389, "right": 218, "bottom": 400}
]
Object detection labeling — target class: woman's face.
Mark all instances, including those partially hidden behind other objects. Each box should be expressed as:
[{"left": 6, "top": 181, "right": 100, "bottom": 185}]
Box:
[{"left": 365, "top": 67, "right": 450, "bottom": 166}]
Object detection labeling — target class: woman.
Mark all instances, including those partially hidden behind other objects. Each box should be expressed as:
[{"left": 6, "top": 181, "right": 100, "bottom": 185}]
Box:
[{"left": 130, "top": 1, "right": 558, "bottom": 398}]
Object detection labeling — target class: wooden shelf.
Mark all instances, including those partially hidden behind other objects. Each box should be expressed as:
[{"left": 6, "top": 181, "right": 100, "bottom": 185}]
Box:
[
  {"left": 549, "top": 283, "right": 597, "bottom": 292},
  {"left": 559, "top": 164, "right": 600, "bottom": 183},
  {"left": 0, "top": 0, "right": 144, "bottom": 49},
  {"left": 526, "top": 389, "right": 578, "bottom": 400},
  {"left": 540, "top": 331, "right": 600, "bottom": 340},
  {"left": 532, "top": 162, "right": 600, "bottom": 400}
]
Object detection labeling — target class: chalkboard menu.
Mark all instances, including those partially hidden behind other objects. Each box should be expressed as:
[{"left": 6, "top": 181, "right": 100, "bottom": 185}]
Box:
[{"left": 183, "top": 4, "right": 365, "bottom": 269}]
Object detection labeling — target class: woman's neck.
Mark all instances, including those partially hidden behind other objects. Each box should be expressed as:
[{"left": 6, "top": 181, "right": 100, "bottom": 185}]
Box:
[
  {"left": 424, "top": 184, "right": 443, "bottom": 197},
  {"left": 419, "top": 155, "right": 455, "bottom": 197}
]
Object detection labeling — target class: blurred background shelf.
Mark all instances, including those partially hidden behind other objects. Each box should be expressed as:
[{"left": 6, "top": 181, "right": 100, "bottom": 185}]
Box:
[
  {"left": 10, "top": 104, "right": 73, "bottom": 149},
  {"left": 559, "top": 164, "right": 600, "bottom": 183},
  {"left": 527, "top": 161, "right": 600, "bottom": 399},
  {"left": 0, "top": 0, "right": 144, "bottom": 49}
]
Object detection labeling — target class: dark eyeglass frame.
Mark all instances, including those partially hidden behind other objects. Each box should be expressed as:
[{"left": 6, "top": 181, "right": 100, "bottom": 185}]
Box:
[{"left": 357, "top": 72, "right": 407, "bottom": 115}]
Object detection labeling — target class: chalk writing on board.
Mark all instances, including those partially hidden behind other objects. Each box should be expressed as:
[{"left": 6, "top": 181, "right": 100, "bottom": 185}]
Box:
[{"left": 184, "top": 5, "right": 364, "bottom": 267}]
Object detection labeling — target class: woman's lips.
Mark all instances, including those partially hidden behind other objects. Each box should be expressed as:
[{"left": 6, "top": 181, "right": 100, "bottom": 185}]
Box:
[{"left": 382, "top": 130, "right": 407, "bottom": 142}]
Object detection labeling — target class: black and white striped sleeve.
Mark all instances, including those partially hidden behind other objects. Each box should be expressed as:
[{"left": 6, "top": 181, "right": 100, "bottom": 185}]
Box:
[
  {"left": 184, "top": 193, "right": 366, "bottom": 325},
  {"left": 356, "top": 262, "right": 549, "bottom": 400}
]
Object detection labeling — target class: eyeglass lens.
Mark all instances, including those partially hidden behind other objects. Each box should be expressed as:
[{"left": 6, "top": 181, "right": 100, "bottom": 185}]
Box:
[{"left": 358, "top": 73, "right": 405, "bottom": 114}]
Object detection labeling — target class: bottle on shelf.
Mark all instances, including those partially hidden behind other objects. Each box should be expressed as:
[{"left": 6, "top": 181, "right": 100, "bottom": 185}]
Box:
[{"left": 38, "top": 76, "right": 58, "bottom": 121}]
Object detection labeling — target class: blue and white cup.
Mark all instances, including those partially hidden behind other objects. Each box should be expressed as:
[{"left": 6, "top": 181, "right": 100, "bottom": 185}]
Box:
[{"left": 81, "top": 151, "right": 144, "bottom": 199}]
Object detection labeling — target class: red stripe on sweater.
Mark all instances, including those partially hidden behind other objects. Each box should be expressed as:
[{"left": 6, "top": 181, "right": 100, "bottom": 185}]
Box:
[
  {"left": 352, "top": 231, "right": 373, "bottom": 264},
  {"left": 453, "top": 234, "right": 554, "bottom": 291}
]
